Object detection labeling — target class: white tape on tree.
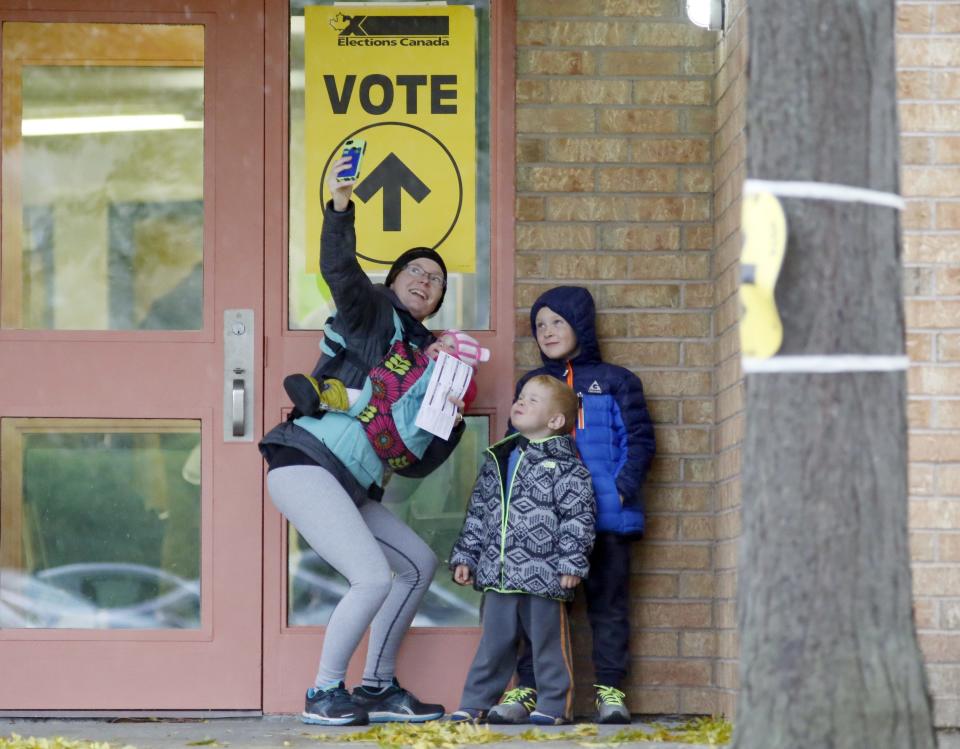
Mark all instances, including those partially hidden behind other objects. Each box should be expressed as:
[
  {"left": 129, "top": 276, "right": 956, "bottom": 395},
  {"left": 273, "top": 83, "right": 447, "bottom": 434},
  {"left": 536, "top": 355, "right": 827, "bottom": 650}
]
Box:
[
  {"left": 742, "top": 355, "right": 910, "bottom": 374},
  {"left": 743, "top": 179, "right": 905, "bottom": 211}
]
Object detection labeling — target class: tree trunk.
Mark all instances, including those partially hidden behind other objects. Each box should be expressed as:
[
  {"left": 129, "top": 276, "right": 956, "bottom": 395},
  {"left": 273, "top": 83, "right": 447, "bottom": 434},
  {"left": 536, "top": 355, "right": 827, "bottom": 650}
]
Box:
[{"left": 733, "top": 1, "right": 936, "bottom": 747}]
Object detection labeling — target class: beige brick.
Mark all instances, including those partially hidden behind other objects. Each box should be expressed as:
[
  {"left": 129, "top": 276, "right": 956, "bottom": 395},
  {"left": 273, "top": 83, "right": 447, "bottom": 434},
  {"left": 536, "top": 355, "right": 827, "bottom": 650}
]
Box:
[
  {"left": 633, "top": 80, "right": 711, "bottom": 106},
  {"left": 634, "top": 23, "right": 714, "bottom": 47},
  {"left": 898, "top": 3, "right": 932, "bottom": 32},
  {"left": 910, "top": 500, "right": 960, "bottom": 529},
  {"left": 602, "top": 341, "right": 682, "bottom": 367},
  {"left": 518, "top": 20, "right": 634, "bottom": 46},
  {"left": 631, "top": 631, "right": 680, "bottom": 657},
  {"left": 683, "top": 51, "right": 715, "bottom": 76},
  {"left": 682, "top": 689, "right": 721, "bottom": 716},
  {"left": 546, "top": 137, "right": 630, "bottom": 162},
  {"left": 918, "top": 633, "right": 960, "bottom": 663},
  {"left": 936, "top": 267, "right": 960, "bottom": 295},
  {"left": 517, "top": 0, "right": 589, "bottom": 16},
  {"left": 683, "top": 283, "right": 714, "bottom": 309},
  {"left": 600, "top": 50, "right": 681, "bottom": 76},
  {"left": 547, "top": 195, "right": 710, "bottom": 222},
  {"left": 900, "top": 103, "right": 960, "bottom": 133},
  {"left": 602, "top": 0, "right": 674, "bottom": 16},
  {"left": 639, "top": 369, "right": 712, "bottom": 397},
  {"left": 684, "top": 458, "right": 715, "bottom": 482},
  {"left": 516, "top": 79, "right": 549, "bottom": 104},
  {"left": 940, "top": 533, "right": 960, "bottom": 561},
  {"left": 912, "top": 532, "right": 938, "bottom": 562},
  {"left": 678, "top": 571, "right": 714, "bottom": 599},
  {"left": 680, "top": 516, "right": 715, "bottom": 541},
  {"left": 635, "top": 601, "right": 712, "bottom": 627},
  {"left": 684, "top": 225, "right": 714, "bottom": 249},
  {"left": 596, "top": 283, "right": 681, "bottom": 308},
  {"left": 898, "top": 38, "right": 960, "bottom": 67},
  {"left": 684, "top": 341, "right": 715, "bottom": 367},
  {"left": 933, "top": 137, "right": 960, "bottom": 164},
  {"left": 600, "top": 224, "right": 681, "bottom": 251},
  {"left": 516, "top": 138, "right": 546, "bottom": 163},
  {"left": 647, "top": 399, "right": 678, "bottom": 425},
  {"left": 631, "top": 138, "right": 711, "bottom": 164},
  {"left": 544, "top": 253, "right": 629, "bottom": 279},
  {"left": 681, "top": 631, "right": 718, "bottom": 658},
  {"left": 907, "top": 332, "right": 933, "bottom": 362},
  {"left": 942, "top": 602, "right": 960, "bottom": 631},
  {"left": 909, "top": 367, "right": 960, "bottom": 397},
  {"left": 516, "top": 198, "right": 545, "bottom": 221},
  {"left": 934, "top": 70, "right": 960, "bottom": 100},
  {"left": 517, "top": 107, "right": 597, "bottom": 133},
  {"left": 644, "top": 513, "right": 678, "bottom": 540},
  {"left": 647, "top": 456, "right": 682, "bottom": 482},
  {"left": 911, "top": 433, "right": 960, "bottom": 461},
  {"left": 517, "top": 166, "right": 594, "bottom": 192},
  {"left": 914, "top": 598, "right": 937, "bottom": 630},
  {"left": 935, "top": 4, "right": 960, "bottom": 32},
  {"left": 681, "top": 168, "right": 713, "bottom": 193},
  {"left": 640, "top": 659, "right": 712, "bottom": 687},
  {"left": 654, "top": 426, "right": 711, "bottom": 455},
  {"left": 904, "top": 235, "right": 960, "bottom": 264},
  {"left": 517, "top": 49, "right": 597, "bottom": 76},
  {"left": 904, "top": 167, "right": 960, "bottom": 197},
  {"left": 627, "top": 311, "right": 711, "bottom": 337},
  {"left": 684, "top": 109, "right": 716, "bottom": 134},
  {"left": 546, "top": 79, "right": 633, "bottom": 105},
  {"left": 597, "top": 166, "right": 677, "bottom": 193},
  {"left": 901, "top": 136, "right": 931, "bottom": 165},
  {"left": 939, "top": 464, "right": 960, "bottom": 495},
  {"left": 904, "top": 266, "right": 933, "bottom": 296},
  {"left": 914, "top": 567, "right": 960, "bottom": 596},
  {"left": 904, "top": 200, "right": 932, "bottom": 229},
  {"left": 598, "top": 108, "right": 680, "bottom": 133},
  {"left": 595, "top": 313, "right": 629, "bottom": 337},
  {"left": 681, "top": 399, "right": 714, "bottom": 424},
  {"left": 630, "top": 689, "right": 680, "bottom": 714},
  {"left": 899, "top": 70, "right": 933, "bottom": 100},
  {"left": 939, "top": 334, "right": 960, "bottom": 362},
  {"left": 907, "top": 300, "right": 960, "bottom": 328},
  {"left": 909, "top": 399, "right": 933, "bottom": 428},
  {"left": 636, "top": 539, "right": 712, "bottom": 573},
  {"left": 633, "top": 572, "right": 679, "bottom": 598},
  {"left": 936, "top": 401, "right": 960, "bottom": 429},
  {"left": 516, "top": 223, "right": 595, "bottom": 251},
  {"left": 911, "top": 463, "right": 935, "bottom": 496}
]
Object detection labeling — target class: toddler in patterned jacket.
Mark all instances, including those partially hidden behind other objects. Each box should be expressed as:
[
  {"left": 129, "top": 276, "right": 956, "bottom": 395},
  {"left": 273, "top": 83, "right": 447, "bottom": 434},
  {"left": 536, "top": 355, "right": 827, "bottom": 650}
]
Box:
[{"left": 448, "top": 375, "right": 596, "bottom": 726}]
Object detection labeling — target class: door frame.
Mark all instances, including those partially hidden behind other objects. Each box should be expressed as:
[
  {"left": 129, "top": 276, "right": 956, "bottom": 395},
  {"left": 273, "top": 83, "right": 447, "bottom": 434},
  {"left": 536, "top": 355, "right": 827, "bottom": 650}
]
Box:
[{"left": 261, "top": 0, "right": 516, "bottom": 713}]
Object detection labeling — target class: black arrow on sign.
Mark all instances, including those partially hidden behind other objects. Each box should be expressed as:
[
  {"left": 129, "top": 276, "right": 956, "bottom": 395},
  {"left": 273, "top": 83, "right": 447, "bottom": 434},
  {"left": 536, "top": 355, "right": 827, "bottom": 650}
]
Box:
[{"left": 354, "top": 153, "right": 431, "bottom": 232}]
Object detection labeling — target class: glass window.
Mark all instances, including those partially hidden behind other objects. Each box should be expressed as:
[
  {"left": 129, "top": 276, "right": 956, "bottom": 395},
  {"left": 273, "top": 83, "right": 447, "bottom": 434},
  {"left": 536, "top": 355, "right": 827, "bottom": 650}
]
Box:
[
  {"left": 287, "top": 1, "right": 491, "bottom": 331},
  {"left": 0, "top": 419, "right": 201, "bottom": 629},
  {"left": 1, "top": 23, "right": 204, "bottom": 331},
  {"left": 287, "top": 416, "right": 486, "bottom": 627}
]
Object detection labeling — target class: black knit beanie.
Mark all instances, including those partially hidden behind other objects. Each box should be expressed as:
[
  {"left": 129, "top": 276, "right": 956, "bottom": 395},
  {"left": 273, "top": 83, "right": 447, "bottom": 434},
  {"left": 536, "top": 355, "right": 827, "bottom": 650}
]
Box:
[{"left": 385, "top": 247, "right": 448, "bottom": 315}]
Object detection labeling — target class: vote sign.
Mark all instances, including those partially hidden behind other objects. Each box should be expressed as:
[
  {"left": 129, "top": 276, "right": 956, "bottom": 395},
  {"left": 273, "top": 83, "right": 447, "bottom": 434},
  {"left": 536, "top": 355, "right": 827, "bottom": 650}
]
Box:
[{"left": 305, "top": 5, "right": 477, "bottom": 274}]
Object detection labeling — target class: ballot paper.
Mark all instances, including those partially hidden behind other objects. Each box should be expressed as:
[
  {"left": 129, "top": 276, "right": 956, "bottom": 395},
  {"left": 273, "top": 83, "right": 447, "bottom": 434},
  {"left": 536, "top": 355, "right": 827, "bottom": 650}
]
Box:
[{"left": 415, "top": 351, "right": 473, "bottom": 440}]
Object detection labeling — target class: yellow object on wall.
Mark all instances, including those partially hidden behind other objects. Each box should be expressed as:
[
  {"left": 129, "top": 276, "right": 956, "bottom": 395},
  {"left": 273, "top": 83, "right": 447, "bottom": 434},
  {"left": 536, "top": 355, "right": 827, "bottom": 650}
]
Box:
[{"left": 305, "top": 5, "right": 477, "bottom": 274}]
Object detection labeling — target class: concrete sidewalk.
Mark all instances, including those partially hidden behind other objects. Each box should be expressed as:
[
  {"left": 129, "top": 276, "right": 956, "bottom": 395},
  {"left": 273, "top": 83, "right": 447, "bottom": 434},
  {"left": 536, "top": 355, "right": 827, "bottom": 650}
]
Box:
[{"left": 0, "top": 716, "right": 722, "bottom": 748}]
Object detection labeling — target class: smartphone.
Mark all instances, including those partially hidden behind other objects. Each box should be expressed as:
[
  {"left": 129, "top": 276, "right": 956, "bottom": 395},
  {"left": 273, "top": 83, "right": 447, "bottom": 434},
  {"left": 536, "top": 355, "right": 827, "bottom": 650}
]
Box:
[{"left": 336, "top": 137, "right": 367, "bottom": 182}]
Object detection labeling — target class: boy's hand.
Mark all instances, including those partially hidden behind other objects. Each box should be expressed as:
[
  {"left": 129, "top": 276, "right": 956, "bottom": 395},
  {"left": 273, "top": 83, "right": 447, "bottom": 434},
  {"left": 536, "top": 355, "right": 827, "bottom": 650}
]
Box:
[
  {"left": 454, "top": 565, "right": 473, "bottom": 585},
  {"left": 328, "top": 157, "right": 356, "bottom": 212},
  {"left": 560, "top": 574, "right": 581, "bottom": 589}
]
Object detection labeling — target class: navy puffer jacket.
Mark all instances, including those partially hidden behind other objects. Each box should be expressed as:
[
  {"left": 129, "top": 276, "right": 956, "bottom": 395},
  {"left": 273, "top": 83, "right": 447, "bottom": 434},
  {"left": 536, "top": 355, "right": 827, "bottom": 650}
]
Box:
[{"left": 517, "top": 286, "right": 655, "bottom": 536}]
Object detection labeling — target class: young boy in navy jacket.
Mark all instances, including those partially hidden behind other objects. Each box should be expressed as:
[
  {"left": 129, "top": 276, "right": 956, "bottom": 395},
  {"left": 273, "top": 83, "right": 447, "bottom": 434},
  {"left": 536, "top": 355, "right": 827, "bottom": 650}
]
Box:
[{"left": 489, "top": 286, "right": 655, "bottom": 725}]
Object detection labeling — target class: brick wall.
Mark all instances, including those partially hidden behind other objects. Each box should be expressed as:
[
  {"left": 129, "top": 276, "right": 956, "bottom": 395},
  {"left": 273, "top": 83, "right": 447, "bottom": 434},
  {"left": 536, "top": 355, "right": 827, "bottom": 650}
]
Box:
[
  {"left": 710, "top": 0, "right": 746, "bottom": 721},
  {"left": 514, "top": 0, "right": 719, "bottom": 716},
  {"left": 898, "top": 0, "right": 960, "bottom": 728}
]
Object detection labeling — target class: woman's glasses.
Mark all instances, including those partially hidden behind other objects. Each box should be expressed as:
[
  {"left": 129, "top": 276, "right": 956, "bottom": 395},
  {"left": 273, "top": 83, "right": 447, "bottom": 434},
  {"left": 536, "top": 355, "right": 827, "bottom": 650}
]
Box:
[{"left": 404, "top": 263, "right": 446, "bottom": 288}]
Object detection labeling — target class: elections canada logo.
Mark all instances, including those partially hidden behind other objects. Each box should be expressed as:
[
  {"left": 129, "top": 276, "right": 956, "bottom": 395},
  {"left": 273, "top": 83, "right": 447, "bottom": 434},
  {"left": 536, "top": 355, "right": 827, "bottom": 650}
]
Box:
[{"left": 329, "top": 12, "right": 450, "bottom": 47}]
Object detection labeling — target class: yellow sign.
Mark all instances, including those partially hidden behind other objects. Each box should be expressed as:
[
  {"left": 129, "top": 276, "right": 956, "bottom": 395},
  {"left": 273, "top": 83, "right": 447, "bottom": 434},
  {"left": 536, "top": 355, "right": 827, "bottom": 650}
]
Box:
[
  {"left": 305, "top": 5, "right": 476, "bottom": 274},
  {"left": 739, "top": 191, "right": 788, "bottom": 359}
]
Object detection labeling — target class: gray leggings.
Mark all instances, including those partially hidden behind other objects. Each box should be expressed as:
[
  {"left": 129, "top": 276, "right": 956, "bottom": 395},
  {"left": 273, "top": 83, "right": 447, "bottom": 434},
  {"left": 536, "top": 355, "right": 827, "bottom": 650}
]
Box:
[{"left": 268, "top": 465, "right": 438, "bottom": 688}]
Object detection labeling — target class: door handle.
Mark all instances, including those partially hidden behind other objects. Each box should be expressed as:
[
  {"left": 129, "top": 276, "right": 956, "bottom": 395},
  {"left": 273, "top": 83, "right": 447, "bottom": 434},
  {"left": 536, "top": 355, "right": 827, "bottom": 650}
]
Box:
[
  {"left": 224, "top": 309, "right": 254, "bottom": 442},
  {"left": 232, "top": 371, "right": 245, "bottom": 437}
]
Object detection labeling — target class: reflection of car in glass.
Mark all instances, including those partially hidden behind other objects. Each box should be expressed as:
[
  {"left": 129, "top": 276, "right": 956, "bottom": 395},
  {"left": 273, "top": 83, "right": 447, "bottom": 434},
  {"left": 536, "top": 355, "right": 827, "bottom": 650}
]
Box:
[
  {"left": 0, "top": 562, "right": 201, "bottom": 629},
  {"left": 288, "top": 564, "right": 478, "bottom": 628}
]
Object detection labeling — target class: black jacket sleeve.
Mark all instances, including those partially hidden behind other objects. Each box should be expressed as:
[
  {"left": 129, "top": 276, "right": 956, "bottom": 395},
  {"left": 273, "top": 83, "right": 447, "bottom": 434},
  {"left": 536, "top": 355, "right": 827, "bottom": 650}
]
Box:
[{"left": 393, "top": 420, "right": 466, "bottom": 479}]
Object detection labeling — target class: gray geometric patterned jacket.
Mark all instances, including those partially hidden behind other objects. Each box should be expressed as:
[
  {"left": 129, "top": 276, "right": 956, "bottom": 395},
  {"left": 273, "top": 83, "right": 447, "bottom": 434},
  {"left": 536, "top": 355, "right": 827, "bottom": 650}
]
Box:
[{"left": 450, "top": 432, "right": 596, "bottom": 601}]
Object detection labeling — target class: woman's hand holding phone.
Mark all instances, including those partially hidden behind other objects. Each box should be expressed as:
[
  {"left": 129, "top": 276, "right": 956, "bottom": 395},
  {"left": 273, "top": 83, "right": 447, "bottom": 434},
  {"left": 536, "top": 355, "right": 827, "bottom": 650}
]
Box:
[{"left": 328, "top": 157, "right": 355, "bottom": 212}]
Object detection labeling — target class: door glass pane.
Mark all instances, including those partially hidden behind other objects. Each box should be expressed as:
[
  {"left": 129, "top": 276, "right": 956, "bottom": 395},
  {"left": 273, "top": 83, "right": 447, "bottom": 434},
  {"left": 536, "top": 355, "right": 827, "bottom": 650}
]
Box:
[
  {"left": 287, "top": 416, "right": 485, "bottom": 627},
  {"left": 1, "top": 23, "right": 205, "bottom": 331},
  {"left": 0, "top": 419, "right": 201, "bottom": 629},
  {"left": 287, "top": 1, "right": 491, "bottom": 331}
]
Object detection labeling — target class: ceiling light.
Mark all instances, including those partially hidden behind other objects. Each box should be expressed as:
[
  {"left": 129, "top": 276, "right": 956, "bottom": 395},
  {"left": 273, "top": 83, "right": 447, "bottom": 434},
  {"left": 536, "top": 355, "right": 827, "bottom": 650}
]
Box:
[{"left": 686, "top": 0, "right": 723, "bottom": 30}]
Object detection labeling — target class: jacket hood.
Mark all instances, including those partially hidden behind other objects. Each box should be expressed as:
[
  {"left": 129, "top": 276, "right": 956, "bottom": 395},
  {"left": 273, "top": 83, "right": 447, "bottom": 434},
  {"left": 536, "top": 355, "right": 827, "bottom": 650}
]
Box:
[{"left": 529, "top": 286, "right": 602, "bottom": 368}]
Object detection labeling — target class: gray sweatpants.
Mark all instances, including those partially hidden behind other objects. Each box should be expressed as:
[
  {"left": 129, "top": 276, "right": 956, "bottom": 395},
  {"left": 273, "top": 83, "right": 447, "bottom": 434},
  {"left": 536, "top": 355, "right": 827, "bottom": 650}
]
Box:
[
  {"left": 459, "top": 591, "right": 573, "bottom": 719},
  {"left": 267, "top": 465, "right": 438, "bottom": 688}
]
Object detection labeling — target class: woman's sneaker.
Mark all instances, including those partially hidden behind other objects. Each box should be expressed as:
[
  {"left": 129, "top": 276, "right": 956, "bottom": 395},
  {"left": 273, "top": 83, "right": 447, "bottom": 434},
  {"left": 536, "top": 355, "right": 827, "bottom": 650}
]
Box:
[
  {"left": 448, "top": 708, "right": 486, "bottom": 723},
  {"left": 351, "top": 678, "right": 445, "bottom": 722},
  {"left": 487, "top": 687, "right": 537, "bottom": 724},
  {"left": 594, "top": 685, "right": 630, "bottom": 724},
  {"left": 302, "top": 682, "right": 369, "bottom": 726}
]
